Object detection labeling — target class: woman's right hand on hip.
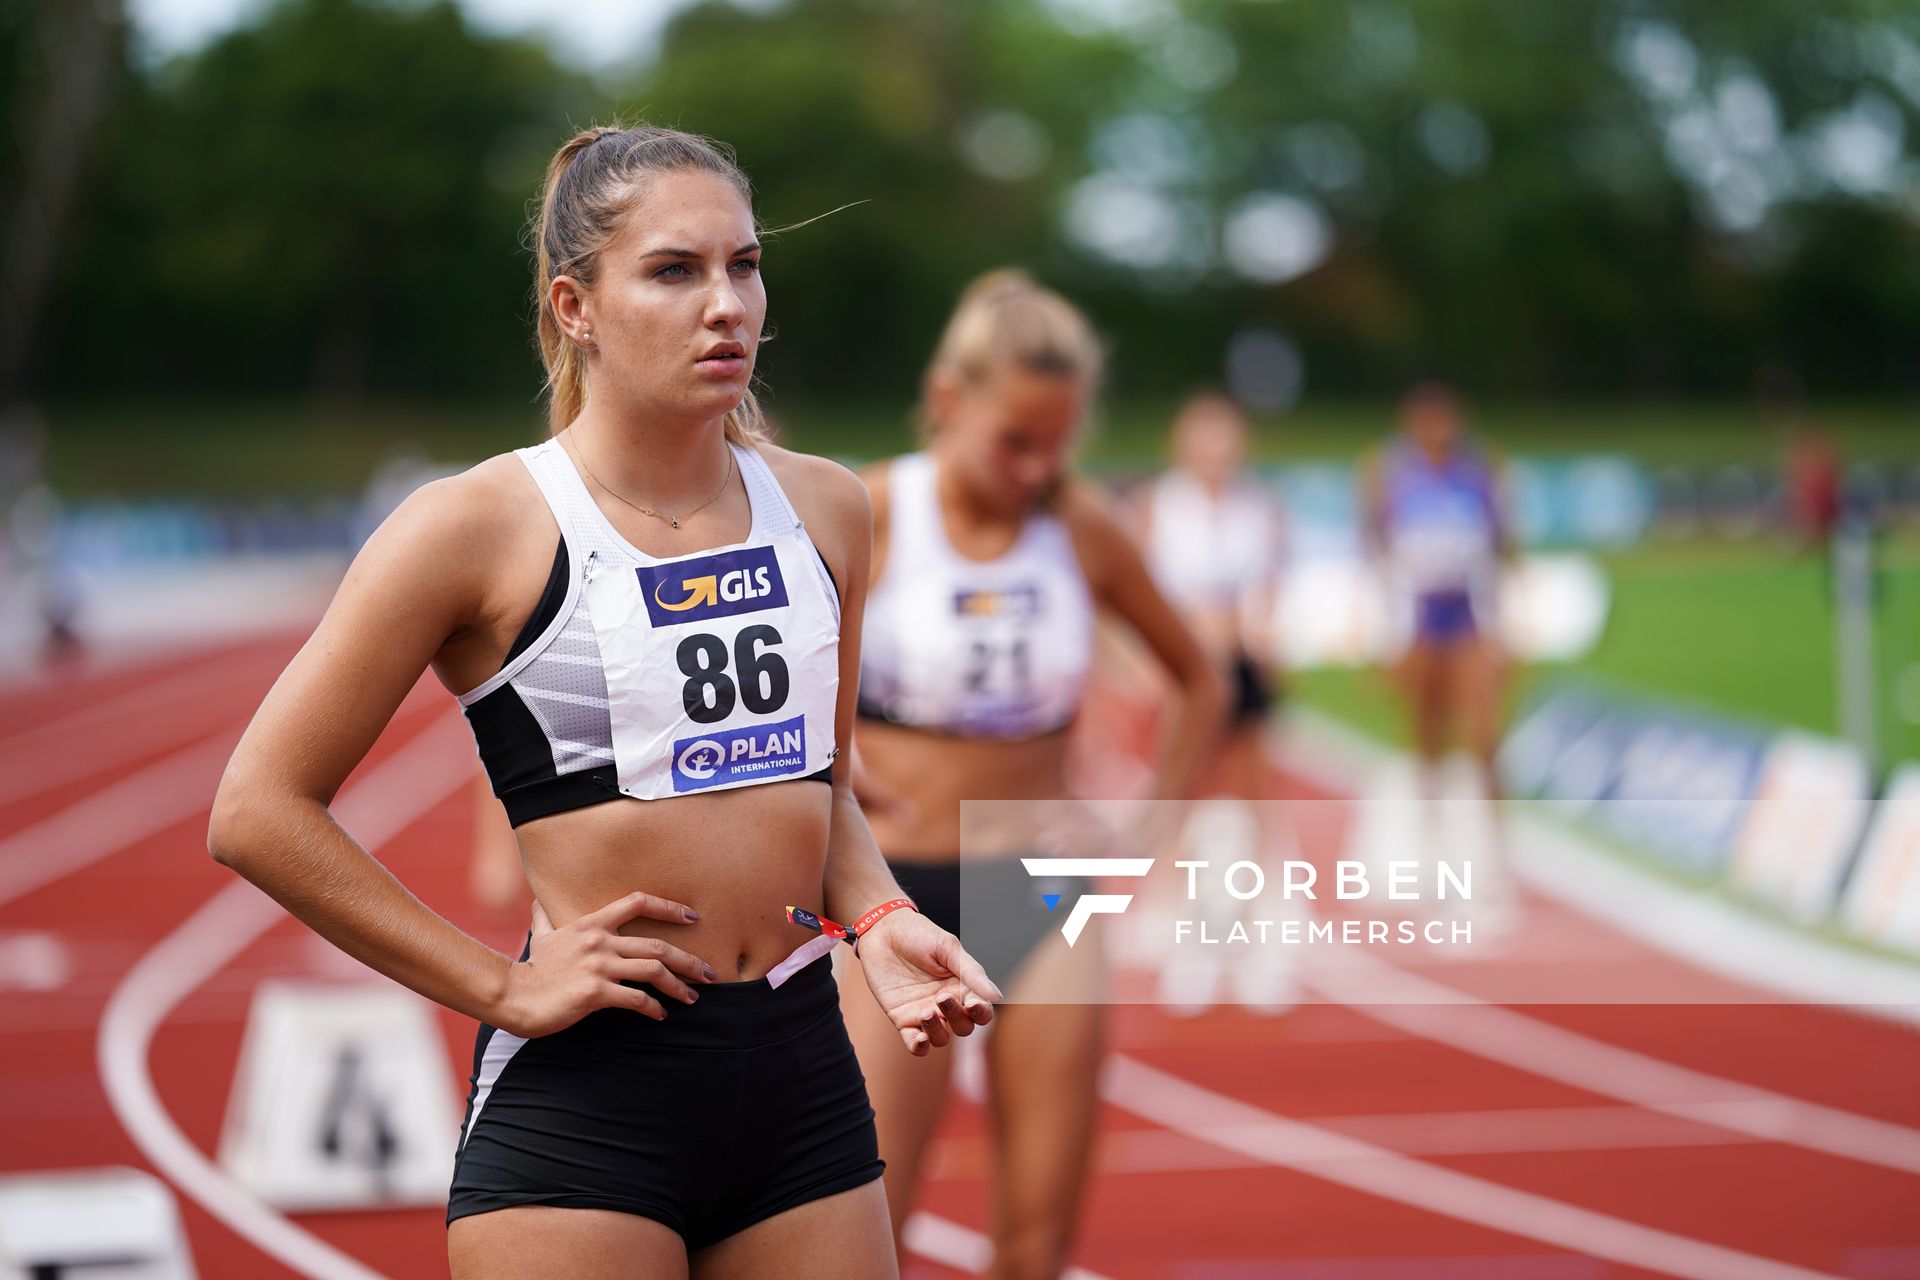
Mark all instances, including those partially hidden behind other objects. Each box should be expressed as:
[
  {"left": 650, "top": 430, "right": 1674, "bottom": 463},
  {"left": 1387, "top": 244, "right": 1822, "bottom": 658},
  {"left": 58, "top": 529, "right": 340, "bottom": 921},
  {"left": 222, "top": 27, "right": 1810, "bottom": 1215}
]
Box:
[{"left": 493, "top": 891, "right": 718, "bottom": 1037}]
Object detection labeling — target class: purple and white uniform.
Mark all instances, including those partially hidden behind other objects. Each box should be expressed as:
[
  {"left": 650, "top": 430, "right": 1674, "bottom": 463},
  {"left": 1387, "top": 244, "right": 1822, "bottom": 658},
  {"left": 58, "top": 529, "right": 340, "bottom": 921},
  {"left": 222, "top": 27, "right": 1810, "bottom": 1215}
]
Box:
[{"left": 1378, "top": 442, "right": 1501, "bottom": 645}]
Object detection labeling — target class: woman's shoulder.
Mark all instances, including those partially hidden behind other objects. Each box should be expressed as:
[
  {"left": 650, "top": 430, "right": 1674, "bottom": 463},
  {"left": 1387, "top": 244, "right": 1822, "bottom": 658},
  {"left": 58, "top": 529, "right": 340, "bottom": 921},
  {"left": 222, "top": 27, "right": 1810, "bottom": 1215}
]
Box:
[
  {"left": 1053, "top": 474, "right": 1133, "bottom": 586},
  {"left": 754, "top": 441, "right": 873, "bottom": 579},
  {"left": 368, "top": 449, "right": 547, "bottom": 561},
  {"left": 756, "top": 440, "right": 869, "bottom": 521}
]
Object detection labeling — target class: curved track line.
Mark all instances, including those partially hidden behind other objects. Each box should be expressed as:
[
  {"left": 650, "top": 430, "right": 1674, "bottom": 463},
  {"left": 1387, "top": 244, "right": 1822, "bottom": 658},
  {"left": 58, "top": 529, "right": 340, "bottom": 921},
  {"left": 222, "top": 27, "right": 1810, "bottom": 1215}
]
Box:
[
  {"left": 1314, "top": 954, "right": 1920, "bottom": 1178},
  {"left": 94, "top": 707, "right": 1015, "bottom": 1280},
  {"left": 1104, "top": 1052, "right": 1845, "bottom": 1280},
  {"left": 98, "top": 713, "right": 471, "bottom": 1280},
  {"left": 1258, "top": 712, "right": 1920, "bottom": 1172},
  {"left": 1273, "top": 707, "right": 1920, "bottom": 1022}
]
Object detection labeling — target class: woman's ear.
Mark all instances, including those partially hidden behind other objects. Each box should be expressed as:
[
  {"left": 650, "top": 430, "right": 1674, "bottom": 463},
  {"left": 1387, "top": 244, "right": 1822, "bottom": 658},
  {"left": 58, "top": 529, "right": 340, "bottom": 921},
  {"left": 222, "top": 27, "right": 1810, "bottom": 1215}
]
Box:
[
  {"left": 923, "top": 371, "right": 962, "bottom": 433},
  {"left": 549, "top": 276, "right": 591, "bottom": 344}
]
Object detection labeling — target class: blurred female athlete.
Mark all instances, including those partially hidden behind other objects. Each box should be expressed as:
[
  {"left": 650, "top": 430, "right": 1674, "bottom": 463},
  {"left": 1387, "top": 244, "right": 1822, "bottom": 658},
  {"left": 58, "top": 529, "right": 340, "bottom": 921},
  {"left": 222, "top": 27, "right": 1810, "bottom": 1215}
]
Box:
[
  {"left": 1361, "top": 381, "right": 1512, "bottom": 798},
  {"left": 1140, "top": 391, "right": 1286, "bottom": 798},
  {"left": 208, "top": 123, "right": 1000, "bottom": 1280},
  {"left": 843, "top": 270, "right": 1223, "bottom": 1279}
]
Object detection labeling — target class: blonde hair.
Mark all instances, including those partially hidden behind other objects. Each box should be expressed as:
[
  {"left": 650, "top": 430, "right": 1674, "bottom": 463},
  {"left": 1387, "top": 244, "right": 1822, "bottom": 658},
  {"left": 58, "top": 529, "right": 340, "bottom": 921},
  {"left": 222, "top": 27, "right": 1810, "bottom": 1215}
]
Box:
[
  {"left": 919, "top": 269, "right": 1103, "bottom": 434},
  {"left": 532, "top": 123, "right": 770, "bottom": 444}
]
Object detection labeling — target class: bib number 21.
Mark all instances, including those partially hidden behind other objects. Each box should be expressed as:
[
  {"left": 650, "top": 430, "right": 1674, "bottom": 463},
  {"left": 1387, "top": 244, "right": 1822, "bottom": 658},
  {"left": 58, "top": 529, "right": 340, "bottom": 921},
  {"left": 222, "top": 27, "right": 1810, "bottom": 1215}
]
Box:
[{"left": 678, "top": 624, "right": 789, "bottom": 723}]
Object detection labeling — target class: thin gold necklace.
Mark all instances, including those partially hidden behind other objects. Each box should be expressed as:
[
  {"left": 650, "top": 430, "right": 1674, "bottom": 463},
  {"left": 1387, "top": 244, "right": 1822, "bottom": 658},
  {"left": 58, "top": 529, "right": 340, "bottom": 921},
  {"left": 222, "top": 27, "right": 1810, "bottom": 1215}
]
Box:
[{"left": 568, "top": 433, "right": 734, "bottom": 530}]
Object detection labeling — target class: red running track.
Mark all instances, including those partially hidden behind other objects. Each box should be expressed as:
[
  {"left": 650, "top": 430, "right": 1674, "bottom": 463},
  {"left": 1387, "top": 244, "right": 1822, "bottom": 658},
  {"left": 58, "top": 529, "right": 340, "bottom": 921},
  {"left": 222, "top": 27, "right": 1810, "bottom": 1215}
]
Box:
[{"left": 1, "top": 633, "right": 1918, "bottom": 1278}]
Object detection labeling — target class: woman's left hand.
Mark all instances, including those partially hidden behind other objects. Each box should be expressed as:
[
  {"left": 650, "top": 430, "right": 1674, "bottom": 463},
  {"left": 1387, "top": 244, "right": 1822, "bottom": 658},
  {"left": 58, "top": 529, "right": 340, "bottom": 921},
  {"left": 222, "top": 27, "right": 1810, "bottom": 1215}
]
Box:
[{"left": 856, "top": 910, "right": 1002, "bottom": 1056}]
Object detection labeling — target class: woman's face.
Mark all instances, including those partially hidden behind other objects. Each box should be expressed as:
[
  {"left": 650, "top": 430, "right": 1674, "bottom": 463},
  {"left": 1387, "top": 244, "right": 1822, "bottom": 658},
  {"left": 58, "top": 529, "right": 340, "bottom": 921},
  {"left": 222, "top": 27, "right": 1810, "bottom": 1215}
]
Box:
[
  {"left": 1402, "top": 392, "right": 1463, "bottom": 458},
  {"left": 1174, "top": 401, "right": 1248, "bottom": 485},
  {"left": 937, "top": 364, "right": 1085, "bottom": 515},
  {"left": 567, "top": 170, "right": 765, "bottom": 427}
]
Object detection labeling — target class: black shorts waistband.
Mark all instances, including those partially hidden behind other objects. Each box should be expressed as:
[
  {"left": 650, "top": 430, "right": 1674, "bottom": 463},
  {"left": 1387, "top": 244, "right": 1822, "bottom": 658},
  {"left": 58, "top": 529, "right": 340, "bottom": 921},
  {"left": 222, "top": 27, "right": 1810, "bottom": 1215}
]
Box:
[{"left": 603, "top": 949, "right": 839, "bottom": 1052}]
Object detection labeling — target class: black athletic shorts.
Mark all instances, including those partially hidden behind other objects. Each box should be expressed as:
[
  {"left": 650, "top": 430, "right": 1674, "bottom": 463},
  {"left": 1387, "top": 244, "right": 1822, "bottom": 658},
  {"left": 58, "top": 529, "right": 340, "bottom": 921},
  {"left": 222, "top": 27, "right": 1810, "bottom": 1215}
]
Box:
[
  {"left": 1229, "top": 648, "right": 1279, "bottom": 730},
  {"left": 447, "top": 953, "right": 882, "bottom": 1249}
]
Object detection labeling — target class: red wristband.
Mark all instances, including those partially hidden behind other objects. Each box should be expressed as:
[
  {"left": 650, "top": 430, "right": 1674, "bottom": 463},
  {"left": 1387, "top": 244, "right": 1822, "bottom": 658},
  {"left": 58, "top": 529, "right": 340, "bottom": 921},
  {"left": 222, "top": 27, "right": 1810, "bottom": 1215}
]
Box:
[{"left": 851, "top": 897, "right": 918, "bottom": 940}]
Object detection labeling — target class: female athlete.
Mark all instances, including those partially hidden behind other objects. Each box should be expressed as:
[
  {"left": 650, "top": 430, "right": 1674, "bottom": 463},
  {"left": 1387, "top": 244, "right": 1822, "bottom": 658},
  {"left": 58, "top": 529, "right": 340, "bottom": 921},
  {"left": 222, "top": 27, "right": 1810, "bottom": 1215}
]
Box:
[
  {"left": 208, "top": 123, "right": 1000, "bottom": 1280},
  {"left": 843, "top": 270, "right": 1222, "bottom": 1279}
]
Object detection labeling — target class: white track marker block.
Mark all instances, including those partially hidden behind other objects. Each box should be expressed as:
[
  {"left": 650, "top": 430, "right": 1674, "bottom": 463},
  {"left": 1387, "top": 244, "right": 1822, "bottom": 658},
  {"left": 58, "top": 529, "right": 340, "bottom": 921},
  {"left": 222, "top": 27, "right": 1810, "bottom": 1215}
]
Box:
[
  {"left": 1730, "top": 733, "right": 1872, "bottom": 923},
  {"left": 219, "top": 980, "right": 457, "bottom": 1211},
  {"left": 1842, "top": 764, "right": 1920, "bottom": 953},
  {"left": 0, "top": 1167, "right": 196, "bottom": 1279}
]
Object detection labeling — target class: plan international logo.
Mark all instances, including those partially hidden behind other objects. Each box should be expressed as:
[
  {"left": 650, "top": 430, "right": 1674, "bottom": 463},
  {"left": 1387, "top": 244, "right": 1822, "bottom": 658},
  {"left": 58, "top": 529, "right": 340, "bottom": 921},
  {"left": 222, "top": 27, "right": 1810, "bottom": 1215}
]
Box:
[
  {"left": 671, "top": 715, "right": 807, "bottom": 793},
  {"left": 635, "top": 545, "right": 788, "bottom": 628}
]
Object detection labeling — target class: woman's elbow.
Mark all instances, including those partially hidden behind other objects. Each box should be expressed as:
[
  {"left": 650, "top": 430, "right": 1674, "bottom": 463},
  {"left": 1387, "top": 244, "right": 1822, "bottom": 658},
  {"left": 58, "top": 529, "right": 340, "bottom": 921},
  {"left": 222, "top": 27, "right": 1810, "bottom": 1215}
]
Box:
[
  {"left": 206, "top": 791, "right": 249, "bottom": 868},
  {"left": 206, "top": 773, "right": 273, "bottom": 870}
]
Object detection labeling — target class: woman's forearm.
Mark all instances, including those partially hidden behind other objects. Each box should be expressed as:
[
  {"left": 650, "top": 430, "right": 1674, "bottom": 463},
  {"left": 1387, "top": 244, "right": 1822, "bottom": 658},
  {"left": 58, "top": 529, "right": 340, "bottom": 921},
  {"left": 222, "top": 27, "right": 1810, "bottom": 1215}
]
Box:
[
  {"left": 1153, "top": 664, "right": 1227, "bottom": 801},
  {"left": 210, "top": 792, "right": 514, "bottom": 1024},
  {"left": 819, "top": 786, "right": 907, "bottom": 924}
]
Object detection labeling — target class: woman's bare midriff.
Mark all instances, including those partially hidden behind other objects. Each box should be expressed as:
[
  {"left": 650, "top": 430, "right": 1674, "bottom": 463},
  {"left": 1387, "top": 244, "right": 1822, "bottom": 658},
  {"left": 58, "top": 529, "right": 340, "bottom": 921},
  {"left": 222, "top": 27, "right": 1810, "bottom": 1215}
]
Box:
[
  {"left": 513, "top": 779, "right": 833, "bottom": 980},
  {"left": 857, "top": 718, "right": 1070, "bottom": 859}
]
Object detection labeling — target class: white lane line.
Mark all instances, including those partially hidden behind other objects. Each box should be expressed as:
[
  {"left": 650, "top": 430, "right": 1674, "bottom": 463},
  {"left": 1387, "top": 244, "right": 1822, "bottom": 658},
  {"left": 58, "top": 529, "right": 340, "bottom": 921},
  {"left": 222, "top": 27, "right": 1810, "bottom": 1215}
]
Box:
[
  {"left": 1271, "top": 706, "right": 1920, "bottom": 1023},
  {"left": 993, "top": 1105, "right": 1749, "bottom": 1172},
  {"left": 1263, "top": 709, "right": 1920, "bottom": 1174},
  {"left": 904, "top": 1210, "right": 1115, "bottom": 1280},
  {"left": 1103, "top": 1052, "right": 1845, "bottom": 1280},
  {"left": 0, "top": 678, "right": 447, "bottom": 911},
  {"left": 0, "top": 681, "right": 268, "bottom": 809},
  {"left": 925, "top": 1106, "right": 1753, "bottom": 1183},
  {"left": 1313, "top": 953, "right": 1920, "bottom": 1178},
  {"left": 0, "top": 645, "right": 275, "bottom": 751},
  {"left": 0, "top": 929, "right": 71, "bottom": 990},
  {"left": 98, "top": 713, "right": 472, "bottom": 1280},
  {"left": 0, "top": 731, "right": 238, "bottom": 908}
]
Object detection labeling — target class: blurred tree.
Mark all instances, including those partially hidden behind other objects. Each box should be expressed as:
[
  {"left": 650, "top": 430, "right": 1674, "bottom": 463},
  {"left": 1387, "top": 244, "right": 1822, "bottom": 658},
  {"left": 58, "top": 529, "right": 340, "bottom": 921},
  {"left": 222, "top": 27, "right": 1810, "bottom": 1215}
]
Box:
[
  {"left": 29, "top": 0, "right": 1920, "bottom": 411},
  {"left": 634, "top": 0, "right": 1133, "bottom": 413},
  {"left": 1, "top": 0, "right": 125, "bottom": 410},
  {"left": 38, "top": 0, "right": 597, "bottom": 403}
]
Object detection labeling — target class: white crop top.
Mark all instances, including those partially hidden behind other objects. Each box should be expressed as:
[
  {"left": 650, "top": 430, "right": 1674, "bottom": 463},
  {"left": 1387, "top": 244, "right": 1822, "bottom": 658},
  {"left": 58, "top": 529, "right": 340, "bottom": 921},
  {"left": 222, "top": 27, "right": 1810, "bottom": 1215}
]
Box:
[
  {"left": 457, "top": 437, "right": 840, "bottom": 808},
  {"left": 858, "top": 452, "right": 1093, "bottom": 739},
  {"left": 1144, "top": 469, "right": 1282, "bottom": 616}
]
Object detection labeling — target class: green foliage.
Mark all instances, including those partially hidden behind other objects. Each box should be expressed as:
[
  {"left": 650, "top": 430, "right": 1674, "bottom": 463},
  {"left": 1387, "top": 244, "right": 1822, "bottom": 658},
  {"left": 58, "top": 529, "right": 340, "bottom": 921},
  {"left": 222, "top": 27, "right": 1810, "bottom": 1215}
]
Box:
[
  {"left": 41, "top": 0, "right": 596, "bottom": 401},
  {"left": 27, "top": 0, "right": 1920, "bottom": 409}
]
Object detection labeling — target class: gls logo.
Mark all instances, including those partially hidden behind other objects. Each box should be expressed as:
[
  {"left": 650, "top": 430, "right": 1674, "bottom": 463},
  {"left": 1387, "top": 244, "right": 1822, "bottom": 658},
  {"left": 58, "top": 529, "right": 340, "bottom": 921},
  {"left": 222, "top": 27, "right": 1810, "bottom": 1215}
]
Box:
[
  {"left": 635, "top": 545, "right": 788, "bottom": 627},
  {"left": 657, "top": 566, "right": 774, "bottom": 612},
  {"left": 1020, "top": 858, "right": 1155, "bottom": 946}
]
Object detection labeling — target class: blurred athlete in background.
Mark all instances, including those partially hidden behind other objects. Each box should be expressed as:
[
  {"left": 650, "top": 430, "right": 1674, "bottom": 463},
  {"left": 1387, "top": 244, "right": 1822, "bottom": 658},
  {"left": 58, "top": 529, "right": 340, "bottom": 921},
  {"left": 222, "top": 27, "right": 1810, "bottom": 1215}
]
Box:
[
  {"left": 1138, "top": 392, "right": 1296, "bottom": 1009},
  {"left": 844, "top": 269, "right": 1223, "bottom": 1279},
  {"left": 1361, "top": 381, "right": 1513, "bottom": 810},
  {"left": 1140, "top": 391, "right": 1286, "bottom": 800}
]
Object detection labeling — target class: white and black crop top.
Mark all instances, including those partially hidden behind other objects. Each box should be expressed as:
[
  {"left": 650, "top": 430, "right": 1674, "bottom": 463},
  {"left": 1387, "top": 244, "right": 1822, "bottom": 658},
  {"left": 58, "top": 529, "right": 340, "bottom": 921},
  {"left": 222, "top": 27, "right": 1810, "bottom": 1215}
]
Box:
[
  {"left": 459, "top": 438, "right": 841, "bottom": 826},
  {"left": 858, "top": 451, "right": 1093, "bottom": 739}
]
